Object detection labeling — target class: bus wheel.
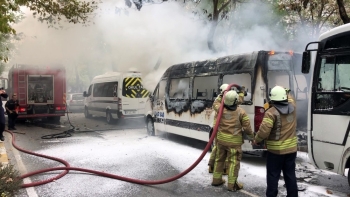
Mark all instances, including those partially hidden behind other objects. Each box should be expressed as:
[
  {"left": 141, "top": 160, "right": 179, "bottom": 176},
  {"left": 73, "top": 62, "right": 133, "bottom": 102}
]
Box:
[
  {"left": 147, "top": 117, "right": 155, "bottom": 136},
  {"left": 84, "top": 107, "right": 91, "bottom": 118},
  {"left": 106, "top": 111, "right": 114, "bottom": 124}
]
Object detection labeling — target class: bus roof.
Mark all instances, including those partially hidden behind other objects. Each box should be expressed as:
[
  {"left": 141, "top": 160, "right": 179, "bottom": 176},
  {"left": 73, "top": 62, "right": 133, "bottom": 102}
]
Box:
[
  {"left": 319, "top": 23, "right": 350, "bottom": 41},
  {"left": 91, "top": 71, "right": 142, "bottom": 84}
]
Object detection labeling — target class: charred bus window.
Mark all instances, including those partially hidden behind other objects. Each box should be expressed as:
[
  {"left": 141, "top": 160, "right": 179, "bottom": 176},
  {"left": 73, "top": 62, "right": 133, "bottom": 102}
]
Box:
[
  {"left": 169, "top": 78, "right": 190, "bottom": 100},
  {"left": 222, "top": 73, "right": 252, "bottom": 105},
  {"left": 193, "top": 76, "right": 218, "bottom": 101},
  {"left": 159, "top": 80, "right": 167, "bottom": 99}
]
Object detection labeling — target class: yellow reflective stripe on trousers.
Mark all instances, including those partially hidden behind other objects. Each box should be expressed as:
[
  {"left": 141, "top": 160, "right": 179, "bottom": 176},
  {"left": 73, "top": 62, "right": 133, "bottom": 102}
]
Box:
[
  {"left": 217, "top": 132, "right": 242, "bottom": 144},
  {"left": 228, "top": 148, "right": 237, "bottom": 184},
  {"left": 263, "top": 118, "right": 273, "bottom": 126},
  {"left": 266, "top": 137, "right": 297, "bottom": 150}
]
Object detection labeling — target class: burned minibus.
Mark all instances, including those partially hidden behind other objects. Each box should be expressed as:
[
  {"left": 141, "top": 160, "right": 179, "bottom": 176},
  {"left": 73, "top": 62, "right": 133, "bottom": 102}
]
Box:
[{"left": 145, "top": 50, "right": 311, "bottom": 156}]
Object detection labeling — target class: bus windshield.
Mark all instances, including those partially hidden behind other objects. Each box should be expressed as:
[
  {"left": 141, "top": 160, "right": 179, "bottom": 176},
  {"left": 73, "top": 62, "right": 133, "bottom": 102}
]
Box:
[{"left": 122, "top": 77, "right": 149, "bottom": 98}]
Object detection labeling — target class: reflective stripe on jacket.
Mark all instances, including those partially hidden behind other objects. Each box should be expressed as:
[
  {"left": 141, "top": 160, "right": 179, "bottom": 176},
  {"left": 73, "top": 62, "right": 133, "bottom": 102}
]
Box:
[
  {"left": 212, "top": 96, "right": 254, "bottom": 147},
  {"left": 254, "top": 95, "right": 297, "bottom": 155}
]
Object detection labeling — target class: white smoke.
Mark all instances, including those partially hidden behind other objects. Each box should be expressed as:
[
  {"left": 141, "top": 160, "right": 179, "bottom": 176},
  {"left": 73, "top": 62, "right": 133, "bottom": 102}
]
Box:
[
  {"left": 8, "top": 0, "right": 213, "bottom": 91},
  {"left": 7, "top": 0, "right": 317, "bottom": 91}
]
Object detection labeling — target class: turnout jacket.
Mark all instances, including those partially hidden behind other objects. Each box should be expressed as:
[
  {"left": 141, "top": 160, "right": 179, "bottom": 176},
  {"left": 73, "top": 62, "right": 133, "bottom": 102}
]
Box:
[
  {"left": 254, "top": 94, "right": 297, "bottom": 155},
  {"left": 212, "top": 96, "right": 254, "bottom": 147}
]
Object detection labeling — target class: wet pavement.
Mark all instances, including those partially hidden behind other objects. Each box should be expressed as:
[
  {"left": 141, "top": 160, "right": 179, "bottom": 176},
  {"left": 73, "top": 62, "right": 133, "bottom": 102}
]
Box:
[{"left": 2, "top": 113, "right": 350, "bottom": 197}]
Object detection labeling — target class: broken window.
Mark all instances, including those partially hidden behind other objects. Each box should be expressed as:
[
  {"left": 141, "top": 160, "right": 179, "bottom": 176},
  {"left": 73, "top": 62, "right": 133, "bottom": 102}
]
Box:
[
  {"left": 169, "top": 78, "right": 190, "bottom": 99},
  {"left": 193, "top": 75, "right": 218, "bottom": 100}
]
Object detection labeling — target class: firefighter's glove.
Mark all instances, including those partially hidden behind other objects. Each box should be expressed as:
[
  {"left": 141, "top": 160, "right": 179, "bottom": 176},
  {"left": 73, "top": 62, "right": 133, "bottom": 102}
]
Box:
[{"left": 237, "top": 85, "right": 247, "bottom": 96}]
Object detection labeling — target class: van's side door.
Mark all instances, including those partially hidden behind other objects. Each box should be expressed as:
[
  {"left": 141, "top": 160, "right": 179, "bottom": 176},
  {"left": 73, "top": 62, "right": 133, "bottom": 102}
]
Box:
[{"left": 153, "top": 80, "right": 167, "bottom": 132}]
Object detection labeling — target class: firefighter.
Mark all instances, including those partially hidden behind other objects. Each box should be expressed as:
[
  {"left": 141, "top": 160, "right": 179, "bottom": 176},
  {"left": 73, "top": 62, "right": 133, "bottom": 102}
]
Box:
[
  {"left": 0, "top": 89, "right": 8, "bottom": 141},
  {"left": 252, "top": 86, "right": 298, "bottom": 197},
  {"left": 208, "top": 84, "right": 246, "bottom": 174},
  {"left": 5, "top": 94, "right": 19, "bottom": 130},
  {"left": 211, "top": 90, "right": 254, "bottom": 192}
]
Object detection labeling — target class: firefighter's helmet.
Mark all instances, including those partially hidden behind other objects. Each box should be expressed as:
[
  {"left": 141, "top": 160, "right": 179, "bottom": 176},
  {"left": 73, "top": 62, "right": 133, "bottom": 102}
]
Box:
[
  {"left": 269, "top": 86, "right": 288, "bottom": 101},
  {"left": 219, "top": 84, "right": 229, "bottom": 93},
  {"left": 224, "top": 90, "right": 238, "bottom": 106}
]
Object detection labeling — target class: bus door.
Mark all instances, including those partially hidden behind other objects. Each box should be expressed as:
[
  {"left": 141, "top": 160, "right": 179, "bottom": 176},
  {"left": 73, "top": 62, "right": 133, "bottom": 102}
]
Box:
[
  {"left": 311, "top": 55, "right": 350, "bottom": 172},
  {"left": 152, "top": 80, "right": 167, "bottom": 132}
]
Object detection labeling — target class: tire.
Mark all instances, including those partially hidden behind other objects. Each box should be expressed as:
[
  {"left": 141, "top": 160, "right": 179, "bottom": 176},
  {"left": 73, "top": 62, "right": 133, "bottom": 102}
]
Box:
[
  {"left": 147, "top": 117, "right": 155, "bottom": 136},
  {"left": 84, "top": 107, "right": 92, "bottom": 118},
  {"left": 106, "top": 111, "right": 114, "bottom": 124}
]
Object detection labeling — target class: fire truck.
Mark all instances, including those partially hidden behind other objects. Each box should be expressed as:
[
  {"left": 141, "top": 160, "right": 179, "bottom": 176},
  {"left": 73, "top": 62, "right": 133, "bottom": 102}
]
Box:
[{"left": 5, "top": 64, "right": 66, "bottom": 122}]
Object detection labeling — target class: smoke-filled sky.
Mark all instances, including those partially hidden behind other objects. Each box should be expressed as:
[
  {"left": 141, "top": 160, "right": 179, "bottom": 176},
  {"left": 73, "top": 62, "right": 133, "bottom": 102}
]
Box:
[{"left": 7, "top": 0, "right": 313, "bottom": 90}]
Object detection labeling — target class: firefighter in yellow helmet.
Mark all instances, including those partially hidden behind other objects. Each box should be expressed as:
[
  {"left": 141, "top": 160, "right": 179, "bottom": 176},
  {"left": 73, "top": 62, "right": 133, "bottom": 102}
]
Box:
[
  {"left": 208, "top": 84, "right": 247, "bottom": 174},
  {"left": 211, "top": 90, "right": 254, "bottom": 191},
  {"left": 252, "top": 86, "right": 298, "bottom": 197}
]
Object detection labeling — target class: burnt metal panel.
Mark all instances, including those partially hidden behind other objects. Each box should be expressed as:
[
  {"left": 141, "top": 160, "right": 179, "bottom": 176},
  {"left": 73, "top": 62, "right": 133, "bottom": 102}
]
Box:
[
  {"left": 165, "top": 98, "right": 190, "bottom": 115},
  {"left": 216, "top": 52, "right": 257, "bottom": 73},
  {"left": 170, "top": 63, "right": 193, "bottom": 78},
  {"left": 193, "top": 60, "right": 217, "bottom": 75},
  {"left": 165, "top": 118, "right": 211, "bottom": 132}
]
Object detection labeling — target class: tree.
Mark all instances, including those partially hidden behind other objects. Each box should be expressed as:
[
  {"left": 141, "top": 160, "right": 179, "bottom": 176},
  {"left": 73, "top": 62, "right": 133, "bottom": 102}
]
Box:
[
  {"left": 206, "top": 0, "right": 244, "bottom": 52},
  {"left": 0, "top": 0, "right": 98, "bottom": 62},
  {"left": 336, "top": 0, "right": 350, "bottom": 23},
  {"left": 276, "top": 0, "right": 347, "bottom": 37}
]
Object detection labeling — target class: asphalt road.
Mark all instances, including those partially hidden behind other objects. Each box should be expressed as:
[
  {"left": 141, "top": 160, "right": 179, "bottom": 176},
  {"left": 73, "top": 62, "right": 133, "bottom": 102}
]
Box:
[{"left": 2, "top": 113, "right": 350, "bottom": 197}]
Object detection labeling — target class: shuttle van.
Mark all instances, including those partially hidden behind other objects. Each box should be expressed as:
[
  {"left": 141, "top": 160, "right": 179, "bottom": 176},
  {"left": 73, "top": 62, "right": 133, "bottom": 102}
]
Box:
[
  {"left": 145, "top": 50, "right": 311, "bottom": 156},
  {"left": 83, "top": 70, "right": 149, "bottom": 124}
]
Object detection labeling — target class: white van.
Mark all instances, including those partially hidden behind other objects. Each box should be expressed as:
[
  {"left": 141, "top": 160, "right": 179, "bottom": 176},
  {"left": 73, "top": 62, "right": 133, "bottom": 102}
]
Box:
[
  {"left": 83, "top": 70, "right": 149, "bottom": 124},
  {"left": 145, "top": 51, "right": 311, "bottom": 156}
]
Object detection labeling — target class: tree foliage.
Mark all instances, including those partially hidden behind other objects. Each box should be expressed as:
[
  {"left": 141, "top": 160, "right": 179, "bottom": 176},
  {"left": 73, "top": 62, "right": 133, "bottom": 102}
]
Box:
[{"left": 276, "top": 0, "right": 350, "bottom": 37}]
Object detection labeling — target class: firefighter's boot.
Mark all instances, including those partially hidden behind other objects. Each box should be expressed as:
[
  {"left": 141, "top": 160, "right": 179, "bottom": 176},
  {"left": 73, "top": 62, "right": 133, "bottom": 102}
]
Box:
[
  {"left": 233, "top": 181, "right": 243, "bottom": 192},
  {"left": 211, "top": 179, "right": 225, "bottom": 187}
]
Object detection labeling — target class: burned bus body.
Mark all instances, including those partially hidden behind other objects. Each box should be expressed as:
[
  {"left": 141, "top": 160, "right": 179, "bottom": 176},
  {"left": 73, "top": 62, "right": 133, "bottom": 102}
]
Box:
[{"left": 145, "top": 50, "right": 311, "bottom": 155}]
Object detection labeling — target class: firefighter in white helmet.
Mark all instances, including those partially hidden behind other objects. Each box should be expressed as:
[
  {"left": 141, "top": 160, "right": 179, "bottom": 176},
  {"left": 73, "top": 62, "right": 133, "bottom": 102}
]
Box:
[
  {"left": 208, "top": 84, "right": 229, "bottom": 174},
  {"left": 208, "top": 84, "right": 247, "bottom": 174},
  {"left": 211, "top": 90, "right": 254, "bottom": 191},
  {"left": 252, "top": 86, "right": 298, "bottom": 197}
]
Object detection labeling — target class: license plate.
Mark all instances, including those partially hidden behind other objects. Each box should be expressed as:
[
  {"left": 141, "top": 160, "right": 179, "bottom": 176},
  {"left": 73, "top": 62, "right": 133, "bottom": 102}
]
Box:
[{"left": 125, "top": 111, "right": 136, "bottom": 114}]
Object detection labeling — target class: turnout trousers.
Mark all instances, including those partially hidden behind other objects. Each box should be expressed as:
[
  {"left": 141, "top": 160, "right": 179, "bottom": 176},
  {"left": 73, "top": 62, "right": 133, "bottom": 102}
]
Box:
[
  {"left": 266, "top": 151, "right": 298, "bottom": 197},
  {"left": 212, "top": 143, "right": 242, "bottom": 190},
  {"left": 208, "top": 140, "right": 229, "bottom": 172}
]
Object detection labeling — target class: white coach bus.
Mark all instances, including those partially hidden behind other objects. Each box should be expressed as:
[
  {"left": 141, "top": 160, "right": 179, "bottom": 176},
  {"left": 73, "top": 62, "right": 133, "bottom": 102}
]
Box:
[
  {"left": 83, "top": 69, "right": 149, "bottom": 124},
  {"left": 145, "top": 50, "right": 311, "bottom": 156},
  {"left": 302, "top": 23, "right": 350, "bottom": 185}
]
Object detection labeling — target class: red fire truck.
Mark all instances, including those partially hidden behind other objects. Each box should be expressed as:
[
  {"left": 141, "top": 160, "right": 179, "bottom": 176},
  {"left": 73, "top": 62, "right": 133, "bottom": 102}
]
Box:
[{"left": 5, "top": 64, "right": 66, "bottom": 122}]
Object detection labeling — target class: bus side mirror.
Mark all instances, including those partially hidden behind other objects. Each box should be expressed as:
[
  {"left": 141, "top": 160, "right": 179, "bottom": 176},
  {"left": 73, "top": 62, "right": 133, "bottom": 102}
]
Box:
[
  {"left": 83, "top": 91, "right": 87, "bottom": 97},
  {"left": 302, "top": 51, "right": 311, "bottom": 74}
]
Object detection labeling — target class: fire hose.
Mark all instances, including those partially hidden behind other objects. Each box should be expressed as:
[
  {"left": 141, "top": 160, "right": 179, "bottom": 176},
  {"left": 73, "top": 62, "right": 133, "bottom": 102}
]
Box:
[{"left": 5, "top": 84, "right": 239, "bottom": 188}]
